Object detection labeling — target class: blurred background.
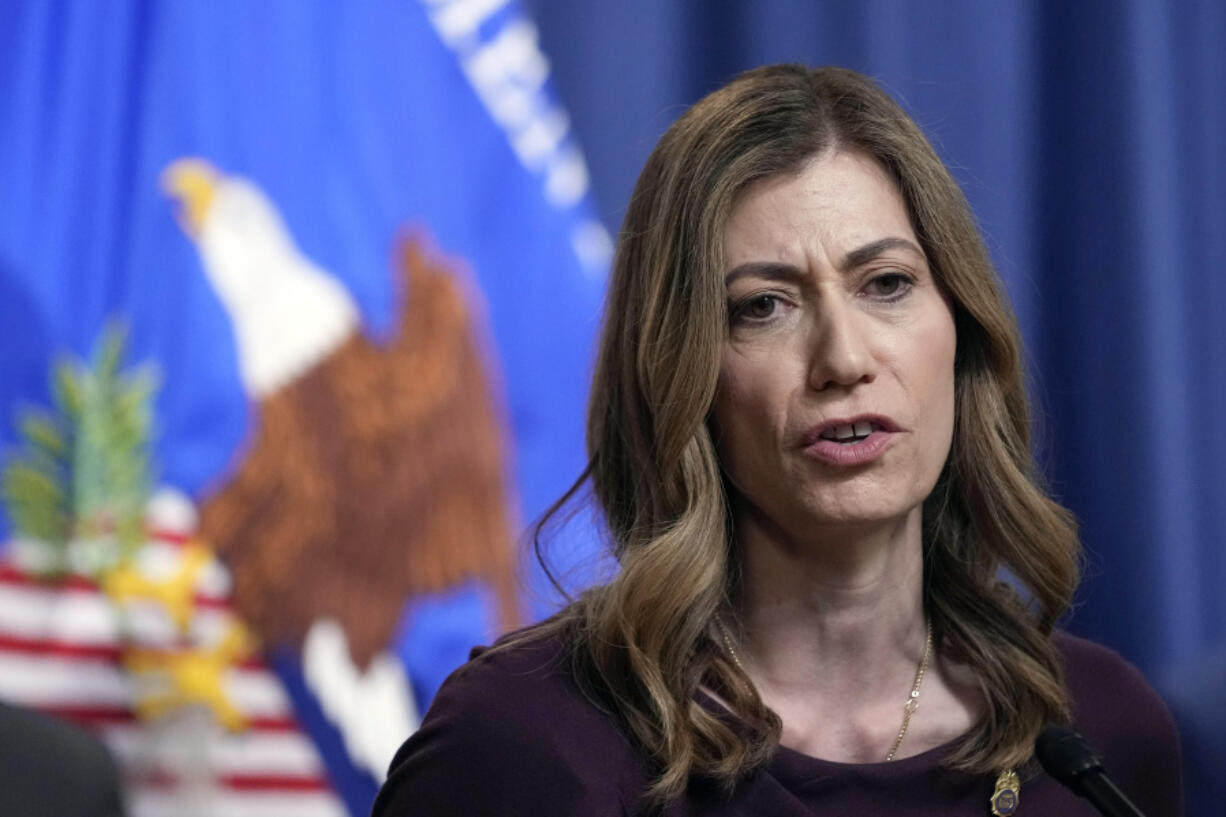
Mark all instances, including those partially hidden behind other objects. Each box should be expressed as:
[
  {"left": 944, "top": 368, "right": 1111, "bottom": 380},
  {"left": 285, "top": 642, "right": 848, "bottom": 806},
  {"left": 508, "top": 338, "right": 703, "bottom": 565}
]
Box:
[{"left": 0, "top": 1, "right": 1221, "bottom": 815}]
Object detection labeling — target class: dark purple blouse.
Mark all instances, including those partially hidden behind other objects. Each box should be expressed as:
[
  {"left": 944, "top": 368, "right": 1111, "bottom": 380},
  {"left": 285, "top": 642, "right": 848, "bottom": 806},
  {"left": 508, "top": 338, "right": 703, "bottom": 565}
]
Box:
[{"left": 373, "top": 631, "right": 1181, "bottom": 816}]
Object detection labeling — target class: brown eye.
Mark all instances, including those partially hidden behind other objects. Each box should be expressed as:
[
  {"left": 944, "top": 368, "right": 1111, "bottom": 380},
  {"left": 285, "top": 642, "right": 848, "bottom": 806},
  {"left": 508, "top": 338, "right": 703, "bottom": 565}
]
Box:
[
  {"left": 865, "top": 273, "right": 912, "bottom": 299},
  {"left": 744, "top": 295, "right": 777, "bottom": 319}
]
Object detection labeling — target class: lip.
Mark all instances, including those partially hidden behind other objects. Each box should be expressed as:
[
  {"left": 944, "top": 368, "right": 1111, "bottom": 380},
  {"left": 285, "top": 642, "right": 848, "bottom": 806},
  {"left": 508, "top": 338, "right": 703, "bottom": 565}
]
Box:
[
  {"left": 799, "top": 414, "right": 902, "bottom": 467},
  {"left": 799, "top": 414, "right": 902, "bottom": 447}
]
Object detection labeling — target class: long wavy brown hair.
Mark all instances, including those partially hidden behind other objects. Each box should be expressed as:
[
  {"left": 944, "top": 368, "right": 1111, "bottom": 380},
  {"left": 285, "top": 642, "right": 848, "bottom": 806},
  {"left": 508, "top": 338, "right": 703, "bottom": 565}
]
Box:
[{"left": 528, "top": 64, "right": 1079, "bottom": 804}]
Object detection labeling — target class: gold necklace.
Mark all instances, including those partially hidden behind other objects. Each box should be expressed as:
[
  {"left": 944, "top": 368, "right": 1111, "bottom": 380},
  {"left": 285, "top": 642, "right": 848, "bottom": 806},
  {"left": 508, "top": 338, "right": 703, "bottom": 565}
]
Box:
[{"left": 713, "top": 615, "right": 933, "bottom": 762}]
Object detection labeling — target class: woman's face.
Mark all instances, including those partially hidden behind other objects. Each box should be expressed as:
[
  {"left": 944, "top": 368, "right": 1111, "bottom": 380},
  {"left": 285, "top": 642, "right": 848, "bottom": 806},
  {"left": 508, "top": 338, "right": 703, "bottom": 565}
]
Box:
[{"left": 711, "top": 150, "right": 956, "bottom": 541}]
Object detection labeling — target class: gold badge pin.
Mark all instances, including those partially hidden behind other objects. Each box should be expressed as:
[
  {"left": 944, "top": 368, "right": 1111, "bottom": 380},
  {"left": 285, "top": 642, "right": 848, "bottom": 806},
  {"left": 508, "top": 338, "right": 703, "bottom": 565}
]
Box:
[{"left": 990, "top": 769, "right": 1020, "bottom": 816}]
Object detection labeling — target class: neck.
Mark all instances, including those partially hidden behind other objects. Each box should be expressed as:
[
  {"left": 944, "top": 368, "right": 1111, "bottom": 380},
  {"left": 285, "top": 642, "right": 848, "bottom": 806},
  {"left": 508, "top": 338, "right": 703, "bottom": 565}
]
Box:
[{"left": 728, "top": 499, "right": 927, "bottom": 696}]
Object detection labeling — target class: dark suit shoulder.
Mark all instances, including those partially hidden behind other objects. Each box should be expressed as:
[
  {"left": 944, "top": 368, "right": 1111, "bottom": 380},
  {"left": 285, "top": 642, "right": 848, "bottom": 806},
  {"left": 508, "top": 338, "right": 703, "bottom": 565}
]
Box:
[
  {"left": 374, "top": 630, "right": 644, "bottom": 817},
  {"left": 1053, "top": 632, "right": 1182, "bottom": 817},
  {"left": 0, "top": 702, "right": 125, "bottom": 816}
]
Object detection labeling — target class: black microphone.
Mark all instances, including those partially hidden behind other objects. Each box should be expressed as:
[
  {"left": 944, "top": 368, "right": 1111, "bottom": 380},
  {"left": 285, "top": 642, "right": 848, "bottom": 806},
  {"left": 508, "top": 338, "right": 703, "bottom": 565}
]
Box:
[{"left": 1034, "top": 725, "right": 1147, "bottom": 817}]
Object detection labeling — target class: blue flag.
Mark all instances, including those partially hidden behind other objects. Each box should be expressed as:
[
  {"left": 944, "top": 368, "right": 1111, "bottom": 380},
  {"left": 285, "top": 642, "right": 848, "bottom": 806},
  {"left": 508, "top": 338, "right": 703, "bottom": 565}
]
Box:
[{"left": 0, "top": 2, "right": 608, "bottom": 814}]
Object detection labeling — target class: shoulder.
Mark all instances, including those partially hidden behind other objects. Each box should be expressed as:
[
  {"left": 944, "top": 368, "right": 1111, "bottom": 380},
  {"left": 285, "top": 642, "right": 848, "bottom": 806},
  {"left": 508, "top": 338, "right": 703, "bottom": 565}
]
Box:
[
  {"left": 372, "top": 628, "right": 646, "bottom": 817},
  {"left": 1054, "top": 631, "right": 1176, "bottom": 743},
  {"left": 0, "top": 703, "right": 124, "bottom": 815},
  {"left": 1053, "top": 631, "right": 1183, "bottom": 817}
]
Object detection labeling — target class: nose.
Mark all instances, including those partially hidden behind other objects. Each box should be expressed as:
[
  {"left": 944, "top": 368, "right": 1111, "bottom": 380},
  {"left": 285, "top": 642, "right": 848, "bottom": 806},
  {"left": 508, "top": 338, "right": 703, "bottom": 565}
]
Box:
[{"left": 807, "top": 297, "right": 878, "bottom": 391}]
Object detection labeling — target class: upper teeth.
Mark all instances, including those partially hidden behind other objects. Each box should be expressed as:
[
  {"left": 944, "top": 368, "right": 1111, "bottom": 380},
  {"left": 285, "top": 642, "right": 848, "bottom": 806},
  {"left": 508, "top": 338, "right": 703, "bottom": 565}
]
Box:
[{"left": 821, "top": 421, "right": 875, "bottom": 441}]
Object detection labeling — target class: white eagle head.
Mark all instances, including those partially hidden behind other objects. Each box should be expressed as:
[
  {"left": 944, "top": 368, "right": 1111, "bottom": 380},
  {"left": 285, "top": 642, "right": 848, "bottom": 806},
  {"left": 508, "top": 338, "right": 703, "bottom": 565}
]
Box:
[{"left": 161, "top": 158, "right": 358, "bottom": 397}]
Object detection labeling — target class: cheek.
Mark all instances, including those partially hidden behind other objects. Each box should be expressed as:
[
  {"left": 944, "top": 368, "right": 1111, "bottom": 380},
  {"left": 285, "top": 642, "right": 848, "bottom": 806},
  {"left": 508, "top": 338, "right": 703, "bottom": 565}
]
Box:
[
  {"left": 710, "top": 372, "right": 750, "bottom": 459},
  {"left": 915, "top": 316, "right": 958, "bottom": 456},
  {"left": 714, "top": 348, "right": 792, "bottom": 420},
  {"left": 711, "top": 357, "right": 780, "bottom": 471}
]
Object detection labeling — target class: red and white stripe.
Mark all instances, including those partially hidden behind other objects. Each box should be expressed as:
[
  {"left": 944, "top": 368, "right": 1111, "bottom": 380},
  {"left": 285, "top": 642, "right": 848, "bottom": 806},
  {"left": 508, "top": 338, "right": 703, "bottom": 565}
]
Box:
[{"left": 0, "top": 490, "right": 347, "bottom": 817}]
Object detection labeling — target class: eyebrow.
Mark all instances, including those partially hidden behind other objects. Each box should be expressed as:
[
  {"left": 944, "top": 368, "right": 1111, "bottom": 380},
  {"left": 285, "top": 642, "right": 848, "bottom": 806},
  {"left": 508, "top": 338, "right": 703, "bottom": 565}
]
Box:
[
  {"left": 723, "top": 262, "right": 805, "bottom": 288},
  {"left": 840, "top": 237, "right": 926, "bottom": 271},
  {"left": 724, "top": 236, "right": 926, "bottom": 286}
]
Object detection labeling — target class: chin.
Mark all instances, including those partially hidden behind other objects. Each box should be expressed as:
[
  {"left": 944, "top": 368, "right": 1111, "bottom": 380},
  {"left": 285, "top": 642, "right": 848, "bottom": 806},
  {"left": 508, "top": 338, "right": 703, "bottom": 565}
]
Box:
[
  {"left": 806, "top": 504, "right": 916, "bottom": 530},
  {"left": 734, "top": 491, "right": 915, "bottom": 543},
  {"left": 787, "top": 485, "right": 929, "bottom": 533}
]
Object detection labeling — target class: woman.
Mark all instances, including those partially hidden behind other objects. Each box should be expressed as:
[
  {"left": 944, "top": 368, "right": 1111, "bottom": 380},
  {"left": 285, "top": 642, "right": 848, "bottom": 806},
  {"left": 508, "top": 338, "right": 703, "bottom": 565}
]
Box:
[{"left": 373, "top": 65, "right": 1181, "bottom": 816}]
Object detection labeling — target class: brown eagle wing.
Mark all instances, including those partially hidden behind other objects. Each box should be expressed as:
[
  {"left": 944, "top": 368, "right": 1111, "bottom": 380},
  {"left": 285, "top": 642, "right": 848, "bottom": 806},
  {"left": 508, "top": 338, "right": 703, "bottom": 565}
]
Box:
[{"left": 200, "top": 237, "right": 520, "bottom": 668}]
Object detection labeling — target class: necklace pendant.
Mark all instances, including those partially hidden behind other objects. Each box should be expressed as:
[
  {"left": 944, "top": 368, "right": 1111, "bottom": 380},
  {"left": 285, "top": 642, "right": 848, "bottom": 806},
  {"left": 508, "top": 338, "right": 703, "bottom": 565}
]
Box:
[{"left": 990, "top": 769, "right": 1020, "bottom": 816}]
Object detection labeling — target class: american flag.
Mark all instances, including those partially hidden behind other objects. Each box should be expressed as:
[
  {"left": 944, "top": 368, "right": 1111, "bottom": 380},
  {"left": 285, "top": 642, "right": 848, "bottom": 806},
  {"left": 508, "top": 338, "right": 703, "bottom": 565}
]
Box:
[{"left": 0, "top": 489, "right": 346, "bottom": 817}]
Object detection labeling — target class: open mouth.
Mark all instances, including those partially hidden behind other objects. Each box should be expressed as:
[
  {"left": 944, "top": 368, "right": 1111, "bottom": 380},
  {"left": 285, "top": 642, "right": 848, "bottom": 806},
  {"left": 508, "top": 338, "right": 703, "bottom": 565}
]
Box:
[{"left": 818, "top": 421, "right": 878, "bottom": 445}]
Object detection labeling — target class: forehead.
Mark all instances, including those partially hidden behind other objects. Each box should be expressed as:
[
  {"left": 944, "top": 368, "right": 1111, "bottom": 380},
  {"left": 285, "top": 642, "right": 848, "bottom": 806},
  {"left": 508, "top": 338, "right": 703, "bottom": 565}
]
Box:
[{"left": 722, "top": 150, "right": 917, "bottom": 269}]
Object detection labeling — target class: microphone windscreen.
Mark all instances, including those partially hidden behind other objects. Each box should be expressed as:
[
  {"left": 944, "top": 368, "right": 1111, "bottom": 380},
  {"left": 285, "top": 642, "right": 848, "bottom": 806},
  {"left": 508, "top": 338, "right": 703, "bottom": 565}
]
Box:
[{"left": 1035, "top": 725, "right": 1104, "bottom": 791}]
